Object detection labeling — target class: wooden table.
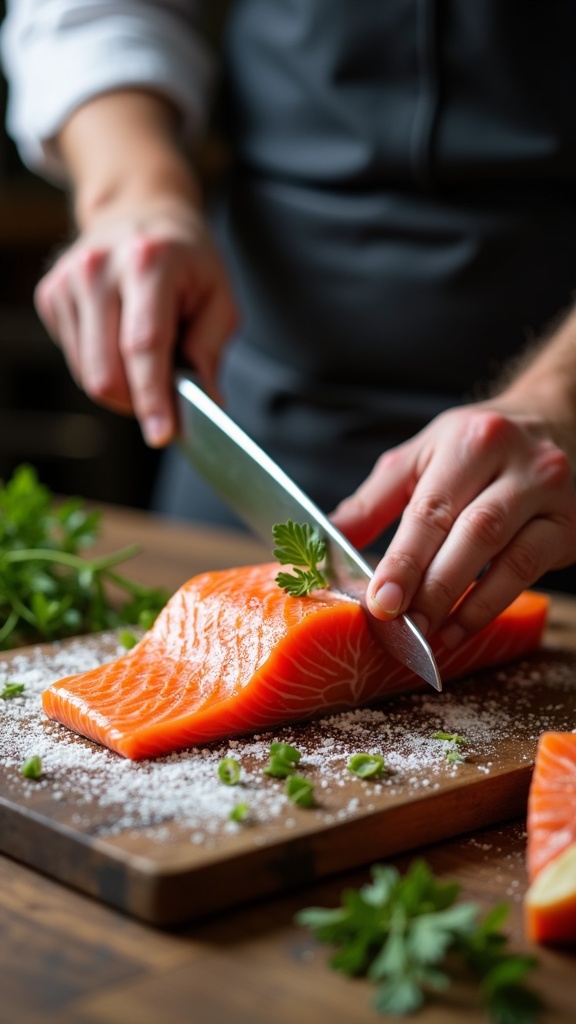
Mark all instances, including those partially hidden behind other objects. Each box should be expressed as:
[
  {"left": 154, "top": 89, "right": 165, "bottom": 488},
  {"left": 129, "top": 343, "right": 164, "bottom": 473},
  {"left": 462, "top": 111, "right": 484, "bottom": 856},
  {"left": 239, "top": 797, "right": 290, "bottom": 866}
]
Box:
[{"left": 2, "top": 506, "right": 575, "bottom": 1024}]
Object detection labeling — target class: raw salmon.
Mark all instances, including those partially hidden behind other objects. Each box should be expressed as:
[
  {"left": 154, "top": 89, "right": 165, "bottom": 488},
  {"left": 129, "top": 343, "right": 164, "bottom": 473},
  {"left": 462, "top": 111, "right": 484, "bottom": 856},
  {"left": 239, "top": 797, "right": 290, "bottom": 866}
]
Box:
[
  {"left": 525, "top": 843, "right": 576, "bottom": 944},
  {"left": 42, "top": 564, "right": 549, "bottom": 760},
  {"left": 526, "top": 731, "right": 576, "bottom": 881},
  {"left": 525, "top": 731, "right": 576, "bottom": 944}
]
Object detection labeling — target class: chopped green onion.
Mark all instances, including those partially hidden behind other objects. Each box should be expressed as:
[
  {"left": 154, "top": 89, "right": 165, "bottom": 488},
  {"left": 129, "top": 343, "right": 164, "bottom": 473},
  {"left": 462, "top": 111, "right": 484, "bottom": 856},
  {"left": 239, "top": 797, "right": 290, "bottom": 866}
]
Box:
[
  {"left": 229, "top": 801, "right": 250, "bottom": 823},
  {"left": 20, "top": 755, "right": 43, "bottom": 779},
  {"left": 218, "top": 757, "right": 242, "bottom": 785},
  {"left": 446, "top": 750, "right": 466, "bottom": 764},
  {"left": 432, "top": 732, "right": 468, "bottom": 764},
  {"left": 0, "top": 682, "right": 25, "bottom": 700},
  {"left": 431, "top": 731, "right": 467, "bottom": 745},
  {"left": 348, "top": 752, "right": 386, "bottom": 779},
  {"left": 119, "top": 629, "right": 139, "bottom": 650},
  {"left": 137, "top": 609, "right": 157, "bottom": 631},
  {"left": 264, "top": 754, "right": 297, "bottom": 778},
  {"left": 264, "top": 741, "right": 303, "bottom": 778},
  {"left": 270, "top": 741, "right": 302, "bottom": 763},
  {"left": 286, "top": 775, "right": 315, "bottom": 808}
]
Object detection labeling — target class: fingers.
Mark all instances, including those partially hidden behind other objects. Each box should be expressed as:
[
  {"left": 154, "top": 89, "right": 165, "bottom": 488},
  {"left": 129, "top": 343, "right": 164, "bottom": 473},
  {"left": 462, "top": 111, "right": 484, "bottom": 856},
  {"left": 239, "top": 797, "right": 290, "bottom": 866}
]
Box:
[
  {"left": 119, "top": 236, "right": 179, "bottom": 445},
  {"left": 35, "top": 265, "right": 81, "bottom": 384},
  {"left": 73, "top": 248, "right": 131, "bottom": 414},
  {"left": 350, "top": 407, "right": 576, "bottom": 641},
  {"left": 35, "top": 247, "right": 131, "bottom": 413},
  {"left": 179, "top": 268, "right": 238, "bottom": 406},
  {"left": 331, "top": 444, "right": 417, "bottom": 550},
  {"left": 440, "top": 511, "right": 575, "bottom": 648},
  {"left": 32, "top": 209, "right": 238, "bottom": 448}
]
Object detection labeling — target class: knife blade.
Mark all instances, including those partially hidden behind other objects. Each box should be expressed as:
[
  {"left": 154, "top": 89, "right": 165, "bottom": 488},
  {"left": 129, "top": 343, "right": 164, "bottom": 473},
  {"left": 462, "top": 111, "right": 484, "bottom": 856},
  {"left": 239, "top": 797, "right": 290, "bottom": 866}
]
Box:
[{"left": 175, "top": 371, "right": 442, "bottom": 691}]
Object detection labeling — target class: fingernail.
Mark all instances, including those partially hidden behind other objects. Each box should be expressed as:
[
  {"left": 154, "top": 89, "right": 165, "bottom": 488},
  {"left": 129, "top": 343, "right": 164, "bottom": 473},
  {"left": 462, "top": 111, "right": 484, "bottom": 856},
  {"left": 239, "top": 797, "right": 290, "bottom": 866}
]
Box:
[
  {"left": 143, "top": 415, "right": 171, "bottom": 447},
  {"left": 439, "top": 623, "right": 466, "bottom": 649},
  {"left": 371, "top": 581, "right": 404, "bottom": 616}
]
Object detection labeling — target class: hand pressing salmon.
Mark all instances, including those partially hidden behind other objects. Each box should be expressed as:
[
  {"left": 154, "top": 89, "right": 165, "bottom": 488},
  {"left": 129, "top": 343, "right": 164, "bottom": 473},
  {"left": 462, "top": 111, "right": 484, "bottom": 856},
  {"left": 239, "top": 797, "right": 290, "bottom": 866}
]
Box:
[{"left": 42, "top": 562, "right": 549, "bottom": 760}]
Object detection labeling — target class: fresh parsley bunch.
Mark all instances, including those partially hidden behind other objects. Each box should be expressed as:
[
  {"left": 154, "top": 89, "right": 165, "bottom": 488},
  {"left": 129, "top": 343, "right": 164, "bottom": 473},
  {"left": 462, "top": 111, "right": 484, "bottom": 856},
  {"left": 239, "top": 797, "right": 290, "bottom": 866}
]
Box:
[
  {"left": 296, "top": 860, "right": 542, "bottom": 1023},
  {"left": 0, "top": 465, "right": 169, "bottom": 649}
]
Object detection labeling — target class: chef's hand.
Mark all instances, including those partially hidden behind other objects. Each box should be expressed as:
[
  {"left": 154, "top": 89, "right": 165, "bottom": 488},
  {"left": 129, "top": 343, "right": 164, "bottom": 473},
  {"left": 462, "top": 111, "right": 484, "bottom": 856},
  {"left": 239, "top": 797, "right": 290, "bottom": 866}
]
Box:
[
  {"left": 33, "top": 89, "right": 238, "bottom": 448},
  {"left": 35, "top": 200, "right": 237, "bottom": 447},
  {"left": 332, "top": 396, "right": 576, "bottom": 646}
]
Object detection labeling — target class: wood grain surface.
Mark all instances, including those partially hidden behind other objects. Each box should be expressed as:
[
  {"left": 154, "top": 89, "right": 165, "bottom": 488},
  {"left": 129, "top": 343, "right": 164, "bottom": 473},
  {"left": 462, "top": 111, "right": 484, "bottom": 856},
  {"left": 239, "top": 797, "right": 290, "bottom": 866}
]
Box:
[{"left": 1, "top": 509, "right": 575, "bottom": 1023}]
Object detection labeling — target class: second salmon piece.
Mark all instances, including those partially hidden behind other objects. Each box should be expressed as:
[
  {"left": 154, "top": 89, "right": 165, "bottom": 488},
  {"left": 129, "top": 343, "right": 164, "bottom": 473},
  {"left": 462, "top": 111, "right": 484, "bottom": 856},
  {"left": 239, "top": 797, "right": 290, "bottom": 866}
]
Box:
[{"left": 42, "top": 563, "right": 549, "bottom": 760}]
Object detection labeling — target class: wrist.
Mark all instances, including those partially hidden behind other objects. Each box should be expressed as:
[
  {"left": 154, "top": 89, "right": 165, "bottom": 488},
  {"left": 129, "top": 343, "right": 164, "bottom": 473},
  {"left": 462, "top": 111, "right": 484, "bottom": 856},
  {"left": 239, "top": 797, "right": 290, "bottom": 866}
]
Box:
[
  {"left": 56, "top": 89, "right": 203, "bottom": 230},
  {"left": 74, "top": 151, "right": 203, "bottom": 231}
]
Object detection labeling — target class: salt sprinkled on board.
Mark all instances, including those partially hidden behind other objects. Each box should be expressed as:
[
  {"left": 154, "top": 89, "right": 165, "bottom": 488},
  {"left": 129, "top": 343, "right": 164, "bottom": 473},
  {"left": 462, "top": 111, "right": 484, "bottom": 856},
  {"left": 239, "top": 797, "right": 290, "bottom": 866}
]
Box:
[{"left": 0, "top": 639, "right": 575, "bottom": 848}]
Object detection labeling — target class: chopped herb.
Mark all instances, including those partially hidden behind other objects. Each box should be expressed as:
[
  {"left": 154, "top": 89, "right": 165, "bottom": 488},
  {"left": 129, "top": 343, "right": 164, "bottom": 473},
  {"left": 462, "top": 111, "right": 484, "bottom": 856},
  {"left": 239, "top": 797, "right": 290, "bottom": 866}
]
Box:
[
  {"left": 348, "top": 753, "right": 387, "bottom": 779},
  {"left": 0, "top": 681, "right": 25, "bottom": 699},
  {"left": 0, "top": 464, "right": 170, "bottom": 650},
  {"left": 447, "top": 749, "right": 467, "bottom": 764},
  {"left": 229, "top": 801, "right": 250, "bottom": 823},
  {"left": 20, "top": 755, "right": 43, "bottom": 780},
  {"left": 264, "top": 741, "right": 302, "bottom": 778},
  {"left": 296, "top": 860, "right": 542, "bottom": 1023},
  {"left": 432, "top": 731, "right": 468, "bottom": 765},
  {"left": 270, "top": 741, "right": 302, "bottom": 763},
  {"left": 218, "top": 757, "right": 242, "bottom": 785},
  {"left": 432, "top": 731, "right": 467, "bottom": 745},
  {"left": 118, "top": 630, "right": 139, "bottom": 650},
  {"left": 272, "top": 521, "right": 328, "bottom": 597},
  {"left": 286, "top": 775, "right": 315, "bottom": 808}
]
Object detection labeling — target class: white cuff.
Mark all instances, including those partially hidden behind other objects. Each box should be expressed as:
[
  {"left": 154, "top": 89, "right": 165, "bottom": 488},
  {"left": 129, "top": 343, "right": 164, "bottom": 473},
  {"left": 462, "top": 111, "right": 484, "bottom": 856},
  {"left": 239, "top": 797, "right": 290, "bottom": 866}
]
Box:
[{"left": 1, "top": 1, "right": 215, "bottom": 181}]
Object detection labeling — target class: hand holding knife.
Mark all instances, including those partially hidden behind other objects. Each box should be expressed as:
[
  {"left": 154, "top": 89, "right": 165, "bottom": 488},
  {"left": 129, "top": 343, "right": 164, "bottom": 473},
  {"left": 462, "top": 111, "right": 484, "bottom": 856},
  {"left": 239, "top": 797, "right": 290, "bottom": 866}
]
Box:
[{"left": 175, "top": 372, "right": 442, "bottom": 691}]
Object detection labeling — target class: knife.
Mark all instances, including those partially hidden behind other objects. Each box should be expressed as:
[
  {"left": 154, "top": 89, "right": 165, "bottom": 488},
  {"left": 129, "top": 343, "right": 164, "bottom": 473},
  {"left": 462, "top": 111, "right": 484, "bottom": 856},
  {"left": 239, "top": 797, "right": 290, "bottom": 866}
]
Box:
[{"left": 175, "top": 371, "right": 442, "bottom": 691}]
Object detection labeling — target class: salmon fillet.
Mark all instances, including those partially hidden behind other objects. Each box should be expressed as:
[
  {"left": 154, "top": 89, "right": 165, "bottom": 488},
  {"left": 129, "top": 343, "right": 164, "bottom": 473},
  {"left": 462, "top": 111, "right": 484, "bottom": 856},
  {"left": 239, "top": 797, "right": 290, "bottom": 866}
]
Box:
[
  {"left": 526, "top": 731, "right": 576, "bottom": 881},
  {"left": 42, "top": 563, "right": 549, "bottom": 760}
]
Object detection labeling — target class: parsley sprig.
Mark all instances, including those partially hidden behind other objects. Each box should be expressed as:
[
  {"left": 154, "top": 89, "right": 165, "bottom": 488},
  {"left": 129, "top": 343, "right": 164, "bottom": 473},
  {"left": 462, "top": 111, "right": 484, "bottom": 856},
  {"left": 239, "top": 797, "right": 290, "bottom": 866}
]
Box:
[
  {"left": 273, "top": 521, "right": 328, "bottom": 597},
  {"left": 296, "top": 860, "right": 542, "bottom": 1023},
  {"left": 0, "top": 465, "right": 169, "bottom": 650}
]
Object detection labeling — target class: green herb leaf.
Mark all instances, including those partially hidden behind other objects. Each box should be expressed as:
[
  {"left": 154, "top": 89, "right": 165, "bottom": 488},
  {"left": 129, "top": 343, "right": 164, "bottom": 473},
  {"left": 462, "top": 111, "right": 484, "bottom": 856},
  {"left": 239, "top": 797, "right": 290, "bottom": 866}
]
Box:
[
  {"left": 272, "top": 521, "right": 328, "bottom": 597},
  {"left": 0, "top": 681, "right": 25, "bottom": 699},
  {"left": 218, "top": 757, "right": 242, "bottom": 785},
  {"left": 229, "top": 801, "right": 250, "bottom": 823},
  {"left": 348, "top": 752, "right": 387, "bottom": 779},
  {"left": 296, "top": 860, "right": 542, "bottom": 1022},
  {"left": 0, "top": 465, "right": 170, "bottom": 650},
  {"left": 286, "top": 774, "right": 315, "bottom": 807},
  {"left": 20, "top": 755, "right": 43, "bottom": 779}
]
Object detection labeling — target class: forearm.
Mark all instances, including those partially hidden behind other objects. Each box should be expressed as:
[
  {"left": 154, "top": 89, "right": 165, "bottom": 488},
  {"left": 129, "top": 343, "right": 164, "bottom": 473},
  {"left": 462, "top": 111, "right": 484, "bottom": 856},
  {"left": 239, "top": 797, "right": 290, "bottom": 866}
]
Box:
[
  {"left": 56, "top": 89, "right": 203, "bottom": 230},
  {"left": 493, "top": 304, "right": 576, "bottom": 462}
]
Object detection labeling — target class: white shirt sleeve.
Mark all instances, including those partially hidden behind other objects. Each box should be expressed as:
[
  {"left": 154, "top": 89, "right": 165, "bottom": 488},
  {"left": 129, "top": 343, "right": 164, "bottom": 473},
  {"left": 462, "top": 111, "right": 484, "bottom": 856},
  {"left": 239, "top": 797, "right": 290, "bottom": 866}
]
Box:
[{"left": 1, "top": 0, "right": 215, "bottom": 180}]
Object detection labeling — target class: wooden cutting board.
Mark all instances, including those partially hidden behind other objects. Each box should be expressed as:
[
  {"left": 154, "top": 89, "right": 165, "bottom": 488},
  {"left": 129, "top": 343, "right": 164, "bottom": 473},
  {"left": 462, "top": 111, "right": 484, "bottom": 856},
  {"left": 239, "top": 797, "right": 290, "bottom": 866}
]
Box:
[{"left": 1, "top": 598, "right": 575, "bottom": 927}]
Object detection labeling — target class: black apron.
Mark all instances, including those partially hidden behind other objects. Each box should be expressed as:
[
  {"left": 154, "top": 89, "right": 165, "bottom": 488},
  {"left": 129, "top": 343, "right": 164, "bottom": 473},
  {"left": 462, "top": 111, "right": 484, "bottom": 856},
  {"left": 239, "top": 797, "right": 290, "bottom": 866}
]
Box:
[{"left": 154, "top": 0, "right": 576, "bottom": 581}]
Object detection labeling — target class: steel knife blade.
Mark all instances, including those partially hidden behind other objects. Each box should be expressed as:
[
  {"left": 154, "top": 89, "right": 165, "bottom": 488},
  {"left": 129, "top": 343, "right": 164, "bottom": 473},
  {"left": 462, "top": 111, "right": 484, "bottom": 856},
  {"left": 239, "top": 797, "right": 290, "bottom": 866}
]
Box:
[{"left": 175, "top": 371, "right": 442, "bottom": 691}]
